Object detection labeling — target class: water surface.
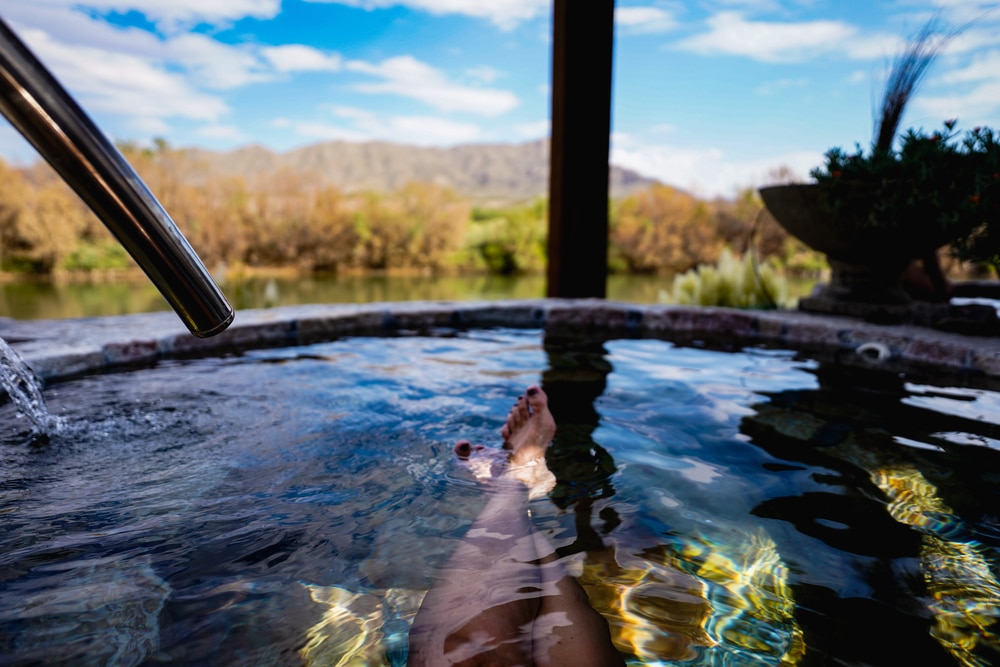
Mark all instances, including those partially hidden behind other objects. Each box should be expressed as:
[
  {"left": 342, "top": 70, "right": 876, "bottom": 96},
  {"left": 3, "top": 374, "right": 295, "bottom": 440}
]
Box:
[
  {"left": 0, "top": 273, "right": 818, "bottom": 320},
  {"left": 1, "top": 329, "right": 998, "bottom": 666}
]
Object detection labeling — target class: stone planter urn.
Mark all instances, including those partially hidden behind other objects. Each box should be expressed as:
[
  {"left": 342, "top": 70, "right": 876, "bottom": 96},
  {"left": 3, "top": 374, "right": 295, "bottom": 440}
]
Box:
[{"left": 758, "top": 183, "right": 952, "bottom": 306}]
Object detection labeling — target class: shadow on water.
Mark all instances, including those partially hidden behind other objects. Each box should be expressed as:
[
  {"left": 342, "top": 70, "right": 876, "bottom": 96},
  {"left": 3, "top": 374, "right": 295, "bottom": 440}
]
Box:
[
  {"left": 533, "top": 332, "right": 1000, "bottom": 667},
  {"left": 742, "top": 359, "right": 1000, "bottom": 667},
  {"left": 534, "top": 332, "right": 808, "bottom": 665}
]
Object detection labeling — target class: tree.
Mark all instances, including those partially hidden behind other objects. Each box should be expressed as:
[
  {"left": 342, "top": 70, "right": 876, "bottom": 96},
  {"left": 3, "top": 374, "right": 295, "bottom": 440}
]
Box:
[
  {"left": 611, "top": 185, "right": 722, "bottom": 274},
  {"left": 0, "top": 159, "right": 89, "bottom": 272},
  {"left": 465, "top": 199, "right": 547, "bottom": 274},
  {"left": 353, "top": 183, "right": 468, "bottom": 271}
]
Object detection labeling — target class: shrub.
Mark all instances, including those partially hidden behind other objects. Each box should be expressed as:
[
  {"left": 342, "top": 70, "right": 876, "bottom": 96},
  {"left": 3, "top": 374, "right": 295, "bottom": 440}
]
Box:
[{"left": 671, "top": 248, "right": 790, "bottom": 309}]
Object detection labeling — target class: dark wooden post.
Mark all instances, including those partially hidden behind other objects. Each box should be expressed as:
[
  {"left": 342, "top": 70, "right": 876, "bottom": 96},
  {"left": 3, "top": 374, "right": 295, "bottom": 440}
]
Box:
[{"left": 546, "top": 0, "right": 615, "bottom": 298}]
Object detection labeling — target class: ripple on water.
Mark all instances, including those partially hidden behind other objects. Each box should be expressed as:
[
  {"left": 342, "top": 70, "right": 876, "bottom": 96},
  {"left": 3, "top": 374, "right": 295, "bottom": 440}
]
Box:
[{"left": 2, "top": 329, "right": 1000, "bottom": 666}]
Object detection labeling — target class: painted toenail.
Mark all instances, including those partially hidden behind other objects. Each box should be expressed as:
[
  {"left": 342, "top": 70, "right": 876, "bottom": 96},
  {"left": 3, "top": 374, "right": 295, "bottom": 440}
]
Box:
[{"left": 526, "top": 388, "right": 538, "bottom": 396}]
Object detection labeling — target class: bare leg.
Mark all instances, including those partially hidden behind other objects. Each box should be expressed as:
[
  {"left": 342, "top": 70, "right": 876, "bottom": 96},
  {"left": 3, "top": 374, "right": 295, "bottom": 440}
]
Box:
[{"left": 408, "top": 386, "right": 623, "bottom": 667}]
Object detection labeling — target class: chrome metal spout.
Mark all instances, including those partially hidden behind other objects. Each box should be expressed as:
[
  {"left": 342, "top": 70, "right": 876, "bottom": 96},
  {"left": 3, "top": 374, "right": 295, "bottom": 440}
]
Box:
[{"left": 0, "top": 18, "right": 234, "bottom": 338}]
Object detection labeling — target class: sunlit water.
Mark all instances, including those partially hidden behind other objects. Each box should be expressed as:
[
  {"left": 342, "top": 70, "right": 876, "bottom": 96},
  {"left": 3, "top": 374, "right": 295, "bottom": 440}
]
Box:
[{"left": 2, "top": 329, "right": 1000, "bottom": 666}]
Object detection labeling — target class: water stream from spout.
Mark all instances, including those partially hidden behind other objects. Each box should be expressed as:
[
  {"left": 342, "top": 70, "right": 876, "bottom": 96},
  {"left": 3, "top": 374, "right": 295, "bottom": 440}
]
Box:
[{"left": 0, "top": 336, "right": 62, "bottom": 437}]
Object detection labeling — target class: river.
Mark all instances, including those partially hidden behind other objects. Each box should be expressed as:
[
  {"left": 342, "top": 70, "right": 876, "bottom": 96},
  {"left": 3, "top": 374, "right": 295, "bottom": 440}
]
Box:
[{"left": 0, "top": 272, "right": 817, "bottom": 321}]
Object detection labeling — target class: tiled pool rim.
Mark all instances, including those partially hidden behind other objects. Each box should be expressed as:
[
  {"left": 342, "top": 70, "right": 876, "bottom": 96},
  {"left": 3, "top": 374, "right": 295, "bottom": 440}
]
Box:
[{"left": 2, "top": 299, "right": 1000, "bottom": 382}]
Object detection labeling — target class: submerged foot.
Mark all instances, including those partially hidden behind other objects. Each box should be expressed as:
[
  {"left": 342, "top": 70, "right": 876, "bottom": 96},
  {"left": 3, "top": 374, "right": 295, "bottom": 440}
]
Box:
[{"left": 453, "top": 385, "right": 556, "bottom": 499}]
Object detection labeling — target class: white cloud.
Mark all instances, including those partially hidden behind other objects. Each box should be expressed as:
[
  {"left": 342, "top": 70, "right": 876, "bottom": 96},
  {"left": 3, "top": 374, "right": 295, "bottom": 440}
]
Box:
[
  {"left": 347, "top": 56, "right": 520, "bottom": 115},
  {"left": 261, "top": 45, "right": 344, "bottom": 72},
  {"left": 288, "top": 106, "right": 483, "bottom": 144},
  {"left": 21, "top": 0, "right": 282, "bottom": 32},
  {"left": 465, "top": 66, "right": 502, "bottom": 83},
  {"left": 914, "top": 82, "right": 1000, "bottom": 122},
  {"left": 167, "top": 33, "right": 272, "bottom": 88},
  {"left": 303, "top": 0, "right": 549, "bottom": 29},
  {"left": 707, "top": 0, "right": 783, "bottom": 10},
  {"left": 917, "top": 0, "right": 1000, "bottom": 26},
  {"left": 19, "top": 28, "right": 228, "bottom": 123},
  {"left": 125, "top": 116, "right": 172, "bottom": 135},
  {"left": 910, "top": 43, "right": 1000, "bottom": 123},
  {"left": 611, "top": 133, "right": 822, "bottom": 198},
  {"left": 334, "top": 106, "right": 482, "bottom": 143},
  {"left": 676, "top": 11, "right": 881, "bottom": 63},
  {"left": 615, "top": 6, "right": 677, "bottom": 34},
  {"left": 1, "top": 4, "right": 271, "bottom": 97},
  {"left": 513, "top": 119, "right": 549, "bottom": 140},
  {"left": 0, "top": 2, "right": 146, "bottom": 53},
  {"left": 941, "top": 48, "right": 1000, "bottom": 82}
]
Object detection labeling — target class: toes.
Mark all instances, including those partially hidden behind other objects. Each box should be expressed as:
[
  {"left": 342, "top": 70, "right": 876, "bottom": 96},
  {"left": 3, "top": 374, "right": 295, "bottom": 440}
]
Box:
[
  {"left": 454, "top": 440, "right": 486, "bottom": 460},
  {"left": 454, "top": 440, "right": 473, "bottom": 459},
  {"left": 524, "top": 385, "right": 546, "bottom": 410},
  {"left": 500, "top": 386, "right": 549, "bottom": 445},
  {"left": 513, "top": 395, "right": 529, "bottom": 422},
  {"left": 503, "top": 397, "right": 526, "bottom": 437}
]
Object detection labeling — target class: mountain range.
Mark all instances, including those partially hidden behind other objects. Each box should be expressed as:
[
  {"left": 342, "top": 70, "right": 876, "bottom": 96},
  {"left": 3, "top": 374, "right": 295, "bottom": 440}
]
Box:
[{"left": 178, "top": 138, "right": 661, "bottom": 204}]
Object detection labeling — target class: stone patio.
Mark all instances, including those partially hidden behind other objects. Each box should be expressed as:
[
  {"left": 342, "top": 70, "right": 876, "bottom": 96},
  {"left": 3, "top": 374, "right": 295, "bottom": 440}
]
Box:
[{"left": 2, "top": 299, "right": 1000, "bottom": 383}]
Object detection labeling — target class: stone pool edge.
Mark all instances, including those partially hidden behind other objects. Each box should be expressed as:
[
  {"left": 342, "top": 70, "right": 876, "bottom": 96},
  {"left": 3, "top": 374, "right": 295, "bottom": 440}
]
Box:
[{"left": 3, "top": 299, "right": 1000, "bottom": 382}]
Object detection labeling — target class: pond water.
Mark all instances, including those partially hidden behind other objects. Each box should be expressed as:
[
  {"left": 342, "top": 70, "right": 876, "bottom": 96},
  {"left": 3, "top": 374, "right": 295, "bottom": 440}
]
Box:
[
  {"left": 0, "top": 272, "right": 819, "bottom": 320},
  {"left": 2, "top": 328, "right": 999, "bottom": 666}
]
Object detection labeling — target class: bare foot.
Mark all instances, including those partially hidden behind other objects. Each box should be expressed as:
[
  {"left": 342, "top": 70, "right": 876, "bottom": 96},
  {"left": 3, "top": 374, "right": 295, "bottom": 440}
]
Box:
[
  {"left": 500, "top": 385, "right": 556, "bottom": 498},
  {"left": 453, "top": 385, "right": 557, "bottom": 499},
  {"left": 501, "top": 385, "right": 555, "bottom": 466}
]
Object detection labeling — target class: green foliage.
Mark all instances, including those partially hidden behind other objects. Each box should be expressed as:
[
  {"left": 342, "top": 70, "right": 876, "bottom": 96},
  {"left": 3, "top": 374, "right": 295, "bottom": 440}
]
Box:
[
  {"left": 806, "top": 17, "right": 998, "bottom": 274},
  {"left": 350, "top": 183, "right": 469, "bottom": 271},
  {"left": 610, "top": 185, "right": 722, "bottom": 274},
  {"left": 671, "top": 248, "right": 790, "bottom": 309},
  {"left": 781, "top": 240, "right": 827, "bottom": 275},
  {"left": 61, "top": 240, "right": 132, "bottom": 271},
  {"left": 0, "top": 160, "right": 91, "bottom": 273},
  {"left": 464, "top": 199, "right": 546, "bottom": 274},
  {"left": 812, "top": 121, "right": 1000, "bottom": 261},
  {"left": 1, "top": 140, "right": 821, "bottom": 283}
]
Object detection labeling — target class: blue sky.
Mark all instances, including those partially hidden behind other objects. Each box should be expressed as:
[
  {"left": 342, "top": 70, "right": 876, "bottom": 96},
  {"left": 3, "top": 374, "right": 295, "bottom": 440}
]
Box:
[{"left": 0, "top": 0, "right": 998, "bottom": 198}]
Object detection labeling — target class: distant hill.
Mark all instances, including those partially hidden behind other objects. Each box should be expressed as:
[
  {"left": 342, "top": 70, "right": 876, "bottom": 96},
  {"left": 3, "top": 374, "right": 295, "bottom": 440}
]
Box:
[{"left": 178, "top": 138, "right": 660, "bottom": 204}]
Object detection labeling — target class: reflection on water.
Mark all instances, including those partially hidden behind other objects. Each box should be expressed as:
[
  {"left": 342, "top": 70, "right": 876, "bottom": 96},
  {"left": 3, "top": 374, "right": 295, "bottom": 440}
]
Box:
[
  {"left": 745, "top": 361, "right": 1000, "bottom": 666},
  {"left": 0, "top": 274, "right": 548, "bottom": 320},
  {"left": 875, "top": 464, "right": 1000, "bottom": 666},
  {"left": 0, "top": 273, "right": 819, "bottom": 320},
  {"left": 1, "top": 329, "right": 999, "bottom": 666},
  {"left": 299, "top": 585, "right": 422, "bottom": 666},
  {"left": 576, "top": 525, "right": 804, "bottom": 665}
]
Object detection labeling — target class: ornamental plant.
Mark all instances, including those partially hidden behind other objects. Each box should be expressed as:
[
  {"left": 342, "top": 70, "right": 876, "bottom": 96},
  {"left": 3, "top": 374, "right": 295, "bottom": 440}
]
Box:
[
  {"left": 808, "top": 16, "right": 1000, "bottom": 274},
  {"left": 810, "top": 121, "right": 1000, "bottom": 266}
]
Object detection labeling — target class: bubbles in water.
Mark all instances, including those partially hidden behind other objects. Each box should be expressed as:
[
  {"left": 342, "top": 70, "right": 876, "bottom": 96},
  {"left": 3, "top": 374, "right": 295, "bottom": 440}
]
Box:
[{"left": 0, "top": 336, "right": 63, "bottom": 437}]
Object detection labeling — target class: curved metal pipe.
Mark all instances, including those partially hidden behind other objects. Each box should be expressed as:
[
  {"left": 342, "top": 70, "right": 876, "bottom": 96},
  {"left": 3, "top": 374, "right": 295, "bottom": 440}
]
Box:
[{"left": 0, "top": 18, "right": 233, "bottom": 338}]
